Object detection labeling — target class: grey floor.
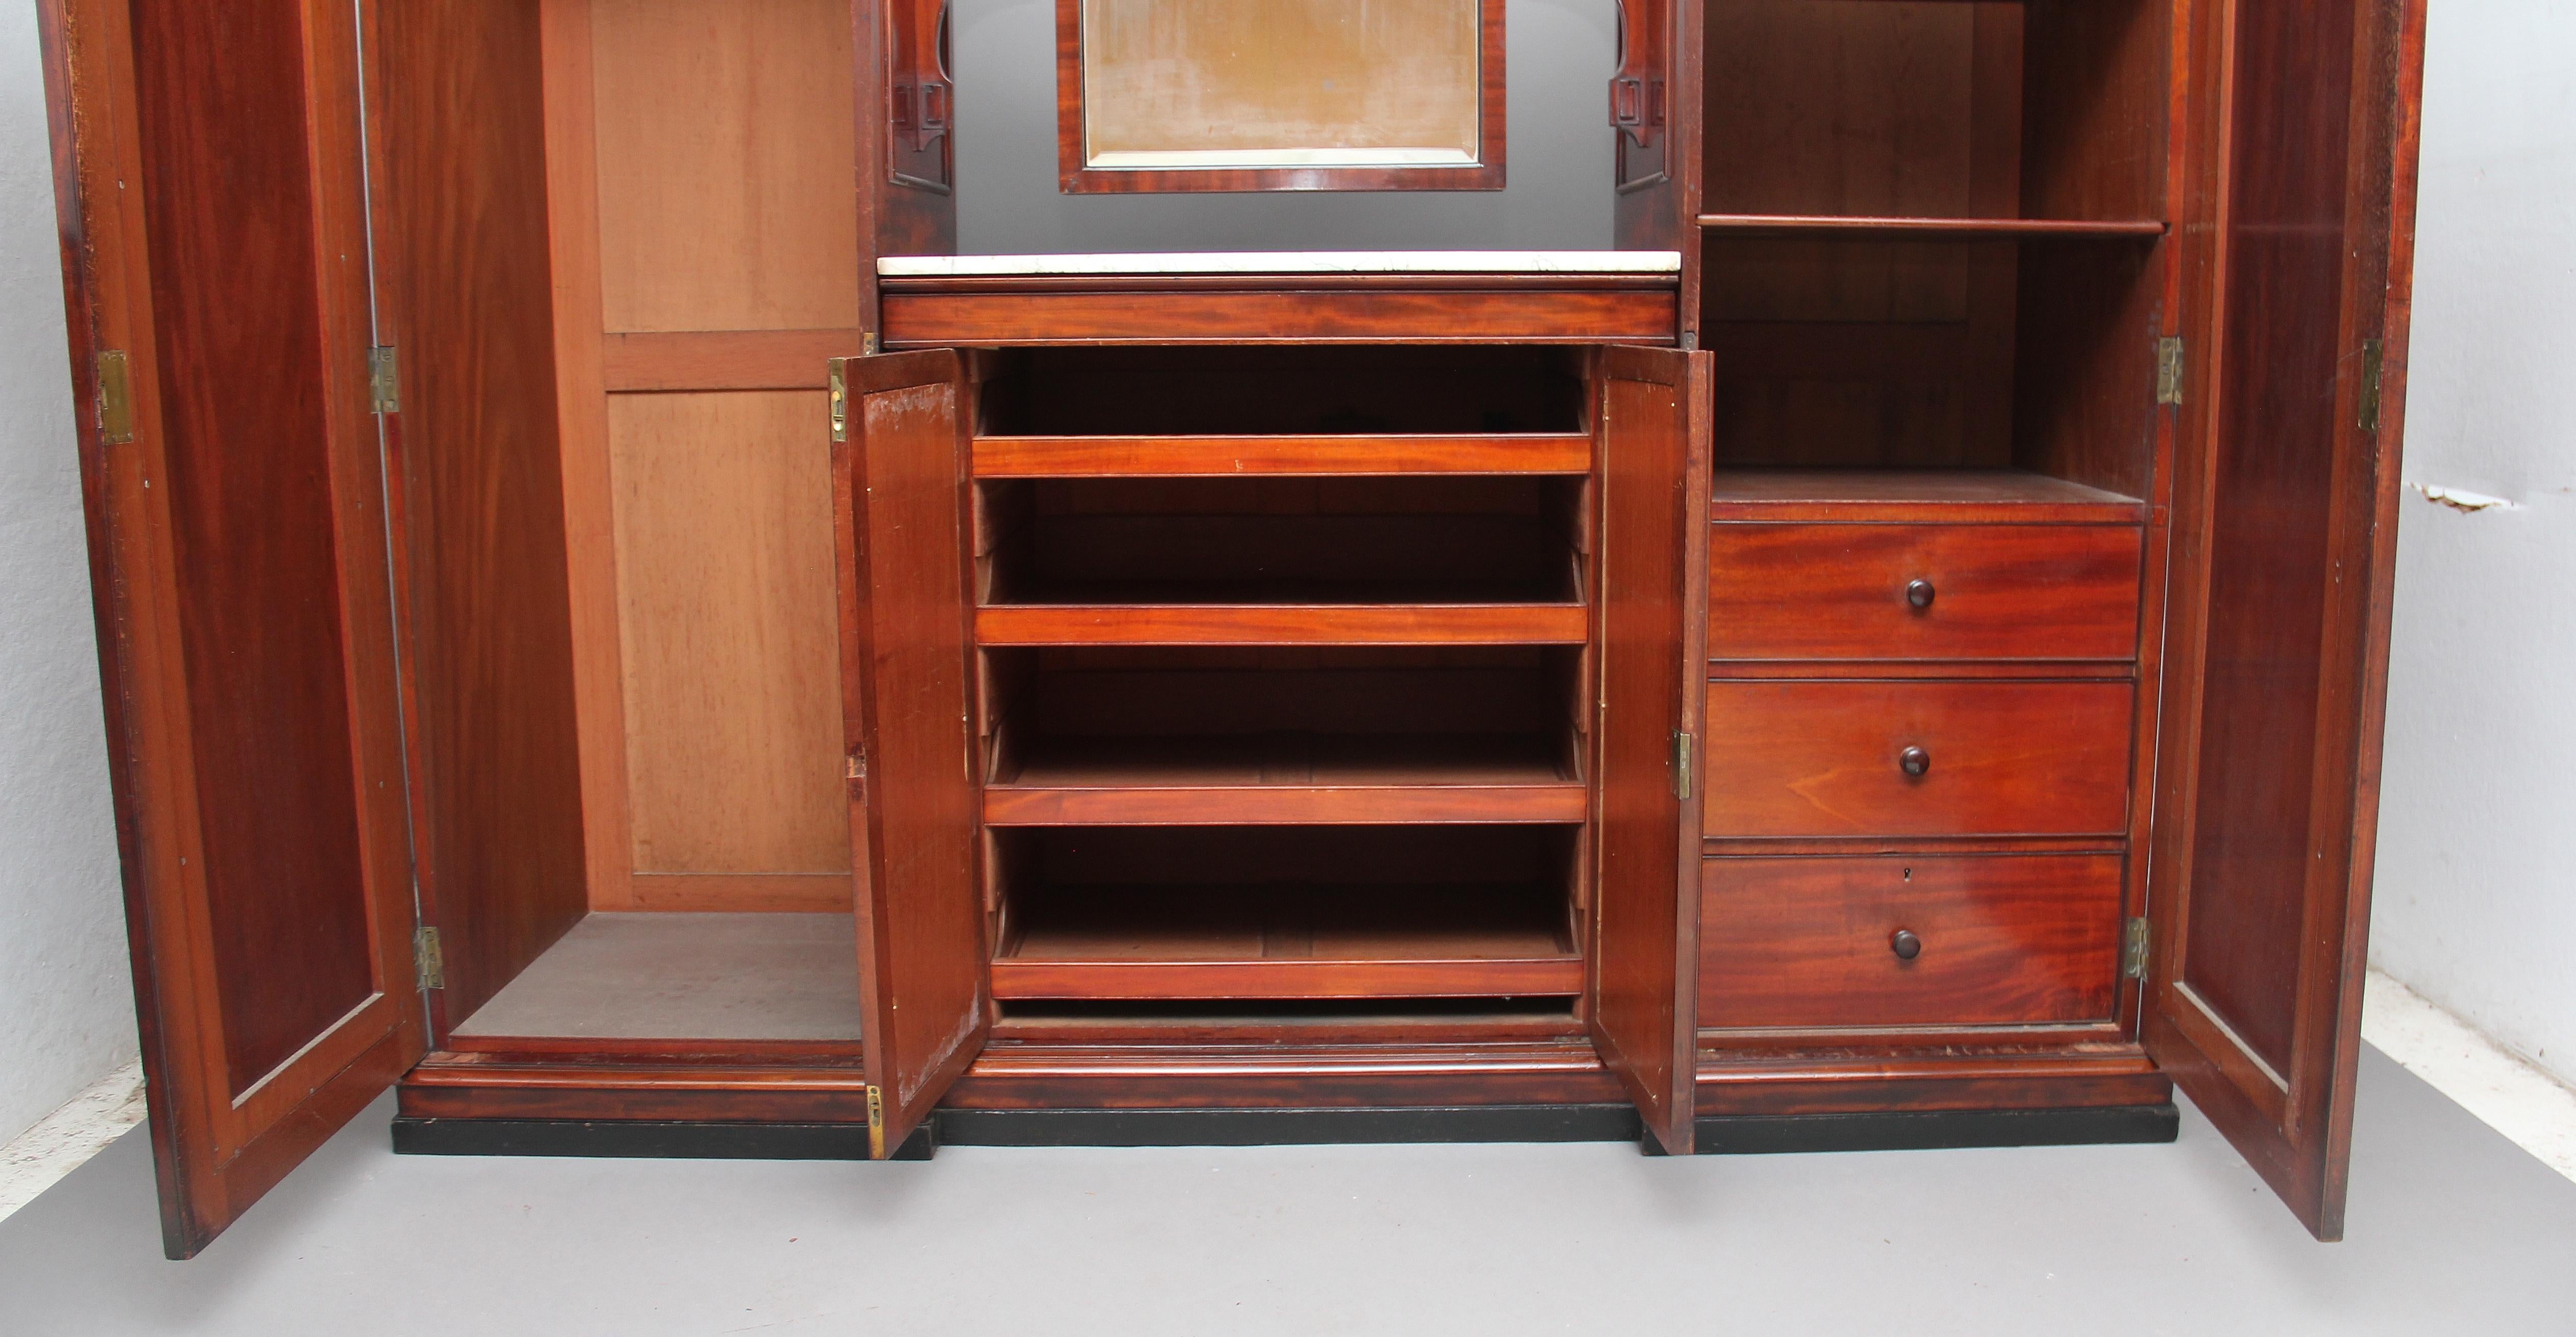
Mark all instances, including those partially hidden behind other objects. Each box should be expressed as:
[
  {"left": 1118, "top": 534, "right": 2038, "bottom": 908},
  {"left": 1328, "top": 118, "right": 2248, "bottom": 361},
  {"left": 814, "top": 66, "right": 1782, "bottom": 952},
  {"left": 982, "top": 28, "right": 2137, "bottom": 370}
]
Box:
[
  {"left": 1, "top": 1048, "right": 2569, "bottom": 1335},
  {"left": 452, "top": 913, "right": 865, "bottom": 1041}
]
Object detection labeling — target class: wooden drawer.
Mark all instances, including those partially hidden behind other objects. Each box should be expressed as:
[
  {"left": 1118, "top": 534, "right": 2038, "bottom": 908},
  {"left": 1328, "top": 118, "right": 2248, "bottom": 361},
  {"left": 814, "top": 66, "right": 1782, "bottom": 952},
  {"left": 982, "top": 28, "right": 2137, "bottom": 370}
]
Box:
[
  {"left": 1708, "top": 524, "right": 2143, "bottom": 662},
  {"left": 1700, "top": 855, "right": 2125, "bottom": 1030},
  {"left": 1702, "top": 680, "right": 2133, "bottom": 838}
]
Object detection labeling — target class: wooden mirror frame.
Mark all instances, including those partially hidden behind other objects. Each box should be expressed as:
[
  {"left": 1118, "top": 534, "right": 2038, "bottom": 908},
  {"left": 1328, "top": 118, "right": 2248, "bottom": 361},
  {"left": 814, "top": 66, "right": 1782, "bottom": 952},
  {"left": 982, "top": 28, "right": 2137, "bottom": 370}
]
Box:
[{"left": 1054, "top": 0, "right": 1507, "bottom": 194}]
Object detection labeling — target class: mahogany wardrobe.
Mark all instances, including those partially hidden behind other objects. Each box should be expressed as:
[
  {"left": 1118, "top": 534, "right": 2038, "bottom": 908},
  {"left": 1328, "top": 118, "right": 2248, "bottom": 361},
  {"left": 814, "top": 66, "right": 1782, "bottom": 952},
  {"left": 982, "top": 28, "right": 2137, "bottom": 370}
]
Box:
[{"left": 37, "top": 0, "right": 2425, "bottom": 1257}]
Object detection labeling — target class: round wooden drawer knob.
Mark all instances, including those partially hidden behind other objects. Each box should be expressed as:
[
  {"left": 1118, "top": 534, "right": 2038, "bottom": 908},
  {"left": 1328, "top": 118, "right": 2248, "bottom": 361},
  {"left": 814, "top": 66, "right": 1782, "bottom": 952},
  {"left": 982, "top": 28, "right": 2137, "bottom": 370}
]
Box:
[
  {"left": 1906, "top": 579, "right": 1937, "bottom": 610},
  {"left": 1891, "top": 930, "right": 1924, "bottom": 961},
  {"left": 1900, "top": 746, "right": 1932, "bottom": 778}
]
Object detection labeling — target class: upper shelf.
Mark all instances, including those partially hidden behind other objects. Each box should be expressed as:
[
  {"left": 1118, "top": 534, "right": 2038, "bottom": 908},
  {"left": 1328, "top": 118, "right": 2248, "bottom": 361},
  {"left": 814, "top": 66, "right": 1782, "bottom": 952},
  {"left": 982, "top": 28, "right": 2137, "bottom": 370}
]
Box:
[
  {"left": 1710, "top": 470, "right": 2149, "bottom": 525},
  {"left": 1697, "top": 215, "right": 2168, "bottom": 241}
]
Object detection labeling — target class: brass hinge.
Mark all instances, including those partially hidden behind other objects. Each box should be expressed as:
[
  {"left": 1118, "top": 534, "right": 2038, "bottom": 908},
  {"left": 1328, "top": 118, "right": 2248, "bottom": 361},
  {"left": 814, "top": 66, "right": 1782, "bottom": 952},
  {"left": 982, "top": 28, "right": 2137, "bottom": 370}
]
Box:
[
  {"left": 414, "top": 925, "right": 445, "bottom": 991},
  {"left": 2122, "top": 917, "right": 2151, "bottom": 980},
  {"left": 2155, "top": 337, "right": 2186, "bottom": 406},
  {"left": 828, "top": 358, "right": 850, "bottom": 444},
  {"left": 95, "top": 350, "right": 134, "bottom": 445},
  {"left": 2358, "top": 339, "right": 2386, "bottom": 433},
  {"left": 369, "top": 346, "right": 400, "bottom": 415},
  {"left": 1672, "top": 731, "right": 1694, "bottom": 802},
  {"left": 865, "top": 1084, "right": 886, "bottom": 1159}
]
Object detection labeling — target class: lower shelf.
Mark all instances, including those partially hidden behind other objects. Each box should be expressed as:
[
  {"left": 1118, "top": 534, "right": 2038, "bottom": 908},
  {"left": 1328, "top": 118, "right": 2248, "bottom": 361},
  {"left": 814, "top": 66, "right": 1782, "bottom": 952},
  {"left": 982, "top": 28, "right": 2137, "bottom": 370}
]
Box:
[{"left": 993, "top": 883, "right": 1581, "bottom": 1000}]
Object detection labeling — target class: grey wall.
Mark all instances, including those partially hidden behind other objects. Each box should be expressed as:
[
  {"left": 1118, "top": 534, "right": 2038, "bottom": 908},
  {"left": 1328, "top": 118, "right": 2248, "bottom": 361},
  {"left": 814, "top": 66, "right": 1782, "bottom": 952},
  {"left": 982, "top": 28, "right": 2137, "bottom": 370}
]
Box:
[
  {"left": 2372, "top": 0, "right": 2576, "bottom": 1088},
  {"left": 951, "top": 0, "right": 1621, "bottom": 255},
  {"left": 0, "top": 3, "right": 133, "bottom": 1144}
]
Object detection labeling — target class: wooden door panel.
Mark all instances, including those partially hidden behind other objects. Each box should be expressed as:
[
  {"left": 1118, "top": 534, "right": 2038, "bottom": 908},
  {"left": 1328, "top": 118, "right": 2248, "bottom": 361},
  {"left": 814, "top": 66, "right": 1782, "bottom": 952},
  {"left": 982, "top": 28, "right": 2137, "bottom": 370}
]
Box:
[
  {"left": 44, "top": 0, "right": 423, "bottom": 1257},
  {"left": 833, "top": 350, "right": 989, "bottom": 1156},
  {"left": 2145, "top": 0, "right": 2425, "bottom": 1241},
  {"left": 1589, "top": 346, "right": 1709, "bottom": 1154}
]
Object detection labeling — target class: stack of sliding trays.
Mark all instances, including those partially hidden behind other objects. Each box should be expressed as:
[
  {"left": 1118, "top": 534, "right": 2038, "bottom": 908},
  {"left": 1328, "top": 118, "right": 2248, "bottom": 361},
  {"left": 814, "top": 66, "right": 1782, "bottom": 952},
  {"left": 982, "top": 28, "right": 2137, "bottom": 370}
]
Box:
[{"left": 961, "top": 346, "right": 1603, "bottom": 1029}]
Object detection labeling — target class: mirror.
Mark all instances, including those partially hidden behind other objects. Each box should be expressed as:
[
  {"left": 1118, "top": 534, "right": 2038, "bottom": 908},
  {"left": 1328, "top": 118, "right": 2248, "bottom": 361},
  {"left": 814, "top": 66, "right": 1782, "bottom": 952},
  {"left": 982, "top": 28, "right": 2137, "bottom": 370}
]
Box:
[{"left": 1059, "top": 0, "right": 1505, "bottom": 194}]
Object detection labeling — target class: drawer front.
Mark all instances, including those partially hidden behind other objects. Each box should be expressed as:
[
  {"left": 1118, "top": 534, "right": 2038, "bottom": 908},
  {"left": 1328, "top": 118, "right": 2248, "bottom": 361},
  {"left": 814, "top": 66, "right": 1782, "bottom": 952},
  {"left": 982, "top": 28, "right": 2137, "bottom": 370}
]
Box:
[
  {"left": 1708, "top": 523, "right": 2143, "bottom": 662},
  {"left": 1703, "top": 680, "right": 2133, "bottom": 838},
  {"left": 1700, "top": 854, "right": 2125, "bottom": 1030}
]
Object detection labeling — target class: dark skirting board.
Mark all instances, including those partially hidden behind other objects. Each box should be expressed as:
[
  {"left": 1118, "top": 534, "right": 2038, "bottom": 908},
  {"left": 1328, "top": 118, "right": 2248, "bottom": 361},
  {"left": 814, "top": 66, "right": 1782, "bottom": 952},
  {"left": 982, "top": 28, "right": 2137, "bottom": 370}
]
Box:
[{"left": 392, "top": 1104, "right": 2177, "bottom": 1159}]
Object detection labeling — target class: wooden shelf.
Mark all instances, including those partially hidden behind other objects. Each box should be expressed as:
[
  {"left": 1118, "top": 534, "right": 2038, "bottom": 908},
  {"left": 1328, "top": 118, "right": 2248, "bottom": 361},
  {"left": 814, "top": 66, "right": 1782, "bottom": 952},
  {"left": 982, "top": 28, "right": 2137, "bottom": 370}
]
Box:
[
  {"left": 992, "top": 883, "right": 1581, "bottom": 1000},
  {"left": 1709, "top": 470, "right": 2148, "bottom": 525},
  {"left": 973, "top": 433, "right": 1593, "bottom": 478},
  {"left": 1697, "top": 214, "right": 2167, "bottom": 241},
  {"left": 984, "top": 733, "right": 1586, "bottom": 827},
  {"left": 976, "top": 603, "right": 1588, "bottom": 647}
]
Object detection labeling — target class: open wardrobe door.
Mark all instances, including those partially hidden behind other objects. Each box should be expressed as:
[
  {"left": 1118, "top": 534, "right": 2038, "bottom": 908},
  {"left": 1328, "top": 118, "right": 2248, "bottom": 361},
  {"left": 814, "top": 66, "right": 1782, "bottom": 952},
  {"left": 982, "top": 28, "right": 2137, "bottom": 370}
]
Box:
[
  {"left": 2142, "top": 0, "right": 2426, "bottom": 1241},
  {"left": 39, "top": 0, "right": 426, "bottom": 1258},
  {"left": 830, "top": 350, "right": 989, "bottom": 1158},
  {"left": 1589, "top": 347, "right": 1712, "bottom": 1155}
]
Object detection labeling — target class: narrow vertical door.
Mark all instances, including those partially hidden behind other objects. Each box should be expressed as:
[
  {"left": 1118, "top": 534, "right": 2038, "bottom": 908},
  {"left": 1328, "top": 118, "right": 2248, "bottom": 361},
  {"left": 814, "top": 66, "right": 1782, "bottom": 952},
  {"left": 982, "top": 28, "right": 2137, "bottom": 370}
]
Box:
[
  {"left": 2143, "top": 0, "right": 2427, "bottom": 1240},
  {"left": 1590, "top": 346, "right": 1713, "bottom": 1154},
  {"left": 831, "top": 350, "right": 990, "bottom": 1157},
  {"left": 39, "top": 0, "right": 423, "bottom": 1257}
]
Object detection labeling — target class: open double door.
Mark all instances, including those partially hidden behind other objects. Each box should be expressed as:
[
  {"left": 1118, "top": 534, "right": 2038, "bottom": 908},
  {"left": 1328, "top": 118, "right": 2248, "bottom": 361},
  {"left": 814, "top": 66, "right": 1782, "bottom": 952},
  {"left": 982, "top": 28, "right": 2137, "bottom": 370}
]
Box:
[
  {"left": 826, "top": 345, "right": 1715, "bottom": 1162},
  {"left": 43, "top": 0, "right": 2418, "bottom": 1257}
]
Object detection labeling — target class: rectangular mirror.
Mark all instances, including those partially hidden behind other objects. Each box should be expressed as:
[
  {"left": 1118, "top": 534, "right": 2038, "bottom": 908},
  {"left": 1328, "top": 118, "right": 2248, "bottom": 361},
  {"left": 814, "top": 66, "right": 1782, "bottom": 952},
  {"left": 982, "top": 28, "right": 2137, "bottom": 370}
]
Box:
[{"left": 1057, "top": 0, "right": 1505, "bottom": 193}]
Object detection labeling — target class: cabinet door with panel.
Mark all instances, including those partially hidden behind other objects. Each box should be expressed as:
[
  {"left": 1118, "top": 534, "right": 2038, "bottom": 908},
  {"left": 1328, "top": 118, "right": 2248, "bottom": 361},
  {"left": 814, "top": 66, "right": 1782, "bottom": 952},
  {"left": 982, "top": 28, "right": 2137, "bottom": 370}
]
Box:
[
  {"left": 1591, "top": 346, "right": 1713, "bottom": 1154},
  {"left": 2144, "top": 0, "right": 2426, "bottom": 1242},
  {"left": 831, "top": 349, "right": 990, "bottom": 1158},
  {"left": 40, "top": 0, "right": 424, "bottom": 1259}
]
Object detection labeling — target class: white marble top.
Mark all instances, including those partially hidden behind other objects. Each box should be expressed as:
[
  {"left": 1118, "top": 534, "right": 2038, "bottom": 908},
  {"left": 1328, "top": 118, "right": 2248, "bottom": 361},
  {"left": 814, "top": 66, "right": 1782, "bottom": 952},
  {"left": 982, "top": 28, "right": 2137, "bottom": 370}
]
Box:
[{"left": 878, "top": 251, "right": 1686, "bottom": 278}]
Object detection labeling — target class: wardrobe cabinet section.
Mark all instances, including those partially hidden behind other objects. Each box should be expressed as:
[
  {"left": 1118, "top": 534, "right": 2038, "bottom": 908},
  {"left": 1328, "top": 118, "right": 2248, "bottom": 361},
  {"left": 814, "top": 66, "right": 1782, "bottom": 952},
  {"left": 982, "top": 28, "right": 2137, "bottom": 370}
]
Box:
[{"left": 41, "top": 0, "right": 2424, "bottom": 1256}]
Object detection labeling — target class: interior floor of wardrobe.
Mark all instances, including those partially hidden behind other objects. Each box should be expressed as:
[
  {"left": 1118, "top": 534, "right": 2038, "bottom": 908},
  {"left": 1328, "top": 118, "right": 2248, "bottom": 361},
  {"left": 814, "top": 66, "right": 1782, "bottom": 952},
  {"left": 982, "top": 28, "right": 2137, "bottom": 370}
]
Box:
[{"left": 449, "top": 914, "right": 864, "bottom": 1042}]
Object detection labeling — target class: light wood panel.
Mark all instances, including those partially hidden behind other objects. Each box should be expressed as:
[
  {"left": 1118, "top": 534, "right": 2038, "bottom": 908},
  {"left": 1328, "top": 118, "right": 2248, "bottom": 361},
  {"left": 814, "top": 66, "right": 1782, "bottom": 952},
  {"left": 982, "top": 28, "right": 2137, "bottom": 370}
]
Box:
[
  {"left": 607, "top": 392, "right": 850, "bottom": 884},
  {"left": 589, "top": 0, "right": 861, "bottom": 333}
]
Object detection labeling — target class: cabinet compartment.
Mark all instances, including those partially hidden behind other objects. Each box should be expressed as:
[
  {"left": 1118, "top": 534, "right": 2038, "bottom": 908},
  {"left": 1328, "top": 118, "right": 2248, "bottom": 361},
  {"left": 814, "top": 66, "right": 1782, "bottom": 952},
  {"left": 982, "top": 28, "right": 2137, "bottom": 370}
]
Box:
[
  {"left": 989, "top": 826, "right": 1583, "bottom": 1000},
  {"left": 979, "top": 476, "right": 1588, "bottom": 609},
  {"left": 981, "top": 647, "right": 1588, "bottom": 827},
  {"left": 975, "top": 346, "right": 1587, "bottom": 438},
  {"left": 1702, "top": 680, "right": 2133, "bottom": 838},
  {"left": 1709, "top": 521, "right": 2143, "bottom": 663},
  {"left": 1699, "top": 854, "right": 2125, "bottom": 1031}
]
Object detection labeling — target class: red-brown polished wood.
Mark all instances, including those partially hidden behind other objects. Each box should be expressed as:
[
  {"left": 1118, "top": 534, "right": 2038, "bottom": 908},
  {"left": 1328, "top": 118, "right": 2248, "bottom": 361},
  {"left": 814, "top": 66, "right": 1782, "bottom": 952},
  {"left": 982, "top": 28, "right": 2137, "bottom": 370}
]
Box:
[
  {"left": 880, "top": 275, "right": 1680, "bottom": 347},
  {"left": 977, "top": 605, "right": 1589, "bottom": 647},
  {"left": 1699, "top": 854, "right": 2125, "bottom": 1031},
  {"left": 1589, "top": 346, "right": 1710, "bottom": 1155},
  {"left": 833, "top": 350, "right": 991, "bottom": 1158},
  {"left": 1707, "top": 522, "right": 2144, "bottom": 663},
  {"left": 370, "top": 0, "right": 591, "bottom": 1034},
  {"left": 1703, "top": 680, "right": 2134, "bottom": 839},
  {"left": 2142, "top": 0, "right": 2427, "bottom": 1242},
  {"left": 974, "top": 433, "right": 1594, "bottom": 479},
  {"left": 44, "top": 0, "right": 424, "bottom": 1258}
]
